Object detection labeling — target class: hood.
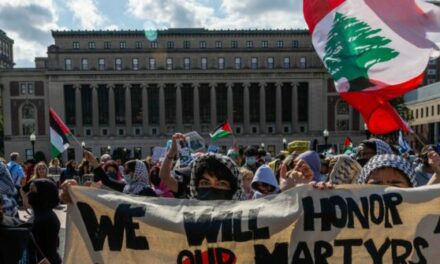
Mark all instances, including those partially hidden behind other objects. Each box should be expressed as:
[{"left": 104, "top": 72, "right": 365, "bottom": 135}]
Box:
[
  {"left": 190, "top": 153, "right": 244, "bottom": 200},
  {"left": 297, "top": 151, "right": 321, "bottom": 181},
  {"left": 251, "top": 165, "right": 279, "bottom": 192},
  {"left": 0, "top": 162, "right": 16, "bottom": 196}
]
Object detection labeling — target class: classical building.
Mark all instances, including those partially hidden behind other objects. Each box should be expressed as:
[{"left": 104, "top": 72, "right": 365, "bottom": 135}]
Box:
[
  {"left": 405, "top": 82, "right": 440, "bottom": 149},
  {"left": 1, "top": 28, "right": 365, "bottom": 161},
  {"left": 0, "top": 29, "right": 14, "bottom": 155}
]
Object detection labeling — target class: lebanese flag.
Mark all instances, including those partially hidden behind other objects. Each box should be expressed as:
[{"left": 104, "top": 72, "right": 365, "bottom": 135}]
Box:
[
  {"left": 49, "top": 108, "right": 73, "bottom": 157},
  {"left": 304, "top": 0, "right": 440, "bottom": 134},
  {"left": 210, "top": 121, "right": 233, "bottom": 141}
]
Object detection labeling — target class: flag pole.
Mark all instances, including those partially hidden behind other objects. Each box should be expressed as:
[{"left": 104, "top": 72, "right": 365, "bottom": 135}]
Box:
[{"left": 411, "top": 131, "right": 426, "bottom": 148}]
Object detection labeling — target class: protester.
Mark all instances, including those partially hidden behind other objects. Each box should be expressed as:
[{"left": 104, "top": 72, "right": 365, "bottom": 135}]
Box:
[
  {"left": 355, "top": 138, "right": 393, "bottom": 167},
  {"left": 251, "top": 165, "right": 280, "bottom": 199},
  {"left": 227, "top": 147, "right": 242, "bottom": 166},
  {"left": 358, "top": 154, "right": 417, "bottom": 188},
  {"left": 31, "top": 162, "right": 49, "bottom": 180},
  {"left": 240, "top": 167, "right": 254, "bottom": 199},
  {"left": 78, "top": 158, "right": 93, "bottom": 179},
  {"left": 414, "top": 147, "right": 437, "bottom": 186},
  {"left": 280, "top": 150, "right": 321, "bottom": 191},
  {"left": 243, "top": 146, "right": 259, "bottom": 173},
  {"left": 60, "top": 160, "right": 79, "bottom": 184},
  {"left": 48, "top": 158, "right": 62, "bottom": 176},
  {"left": 100, "top": 154, "right": 112, "bottom": 164},
  {"left": 103, "top": 160, "right": 123, "bottom": 182},
  {"left": 327, "top": 155, "right": 362, "bottom": 184},
  {"left": 24, "top": 159, "right": 37, "bottom": 183},
  {"left": 149, "top": 165, "right": 174, "bottom": 198},
  {"left": 27, "top": 179, "right": 62, "bottom": 264},
  {"left": 0, "top": 162, "right": 18, "bottom": 217},
  {"left": 7, "top": 152, "right": 26, "bottom": 193}
]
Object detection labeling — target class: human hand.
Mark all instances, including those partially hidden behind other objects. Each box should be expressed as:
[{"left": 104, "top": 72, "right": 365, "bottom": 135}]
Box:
[
  {"left": 428, "top": 150, "right": 440, "bottom": 174},
  {"left": 60, "top": 179, "right": 77, "bottom": 204},
  {"left": 169, "top": 133, "right": 186, "bottom": 157},
  {"left": 310, "top": 181, "right": 334, "bottom": 190}
]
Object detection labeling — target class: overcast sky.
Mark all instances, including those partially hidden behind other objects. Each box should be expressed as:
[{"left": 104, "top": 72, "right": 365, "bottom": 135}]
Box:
[{"left": 0, "top": 0, "right": 306, "bottom": 67}]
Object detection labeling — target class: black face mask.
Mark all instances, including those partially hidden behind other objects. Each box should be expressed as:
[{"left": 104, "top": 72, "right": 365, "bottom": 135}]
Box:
[{"left": 196, "top": 188, "right": 234, "bottom": 201}]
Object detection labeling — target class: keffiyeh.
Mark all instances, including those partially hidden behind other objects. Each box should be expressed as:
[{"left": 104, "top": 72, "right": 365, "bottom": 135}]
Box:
[{"left": 123, "top": 160, "right": 150, "bottom": 195}]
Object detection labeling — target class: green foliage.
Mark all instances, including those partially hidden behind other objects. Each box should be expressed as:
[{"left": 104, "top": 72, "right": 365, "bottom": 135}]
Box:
[{"left": 324, "top": 12, "right": 399, "bottom": 91}]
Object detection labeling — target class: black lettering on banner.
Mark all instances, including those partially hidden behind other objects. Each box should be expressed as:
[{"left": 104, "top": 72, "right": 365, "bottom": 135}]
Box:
[
  {"left": 183, "top": 209, "right": 270, "bottom": 246},
  {"left": 369, "top": 194, "right": 385, "bottom": 226},
  {"left": 334, "top": 239, "right": 363, "bottom": 264},
  {"left": 254, "top": 243, "right": 288, "bottom": 264},
  {"left": 412, "top": 237, "right": 429, "bottom": 264},
  {"left": 76, "top": 202, "right": 149, "bottom": 251},
  {"left": 434, "top": 217, "right": 440, "bottom": 234},
  {"left": 329, "top": 196, "right": 348, "bottom": 228},
  {"left": 291, "top": 242, "right": 313, "bottom": 264},
  {"left": 364, "top": 238, "right": 391, "bottom": 264},
  {"left": 391, "top": 239, "right": 412, "bottom": 262},
  {"left": 314, "top": 241, "right": 333, "bottom": 263},
  {"left": 382, "top": 193, "right": 403, "bottom": 228},
  {"left": 346, "top": 197, "right": 369, "bottom": 228}
]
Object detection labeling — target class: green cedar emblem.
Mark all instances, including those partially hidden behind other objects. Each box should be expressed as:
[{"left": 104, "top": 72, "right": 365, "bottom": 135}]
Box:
[{"left": 323, "top": 12, "right": 400, "bottom": 92}]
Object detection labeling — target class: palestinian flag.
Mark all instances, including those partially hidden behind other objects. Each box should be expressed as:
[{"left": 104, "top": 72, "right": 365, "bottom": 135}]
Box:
[
  {"left": 303, "top": 0, "right": 440, "bottom": 134},
  {"left": 210, "top": 122, "right": 233, "bottom": 141},
  {"left": 343, "top": 137, "right": 353, "bottom": 152},
  {"left": 49, "top": 108, "right": 72, "bottom": 157}
]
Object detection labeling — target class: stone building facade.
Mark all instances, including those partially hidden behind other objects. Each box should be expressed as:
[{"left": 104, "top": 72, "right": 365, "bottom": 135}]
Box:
[{"left": 1, "top": 28, "right": 365, "bottom": 161}]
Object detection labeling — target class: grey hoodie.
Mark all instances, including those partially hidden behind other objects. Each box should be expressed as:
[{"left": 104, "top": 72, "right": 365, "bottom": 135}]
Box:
[{"left": 251, "top": 165, "right": 280, "bottom": 199}]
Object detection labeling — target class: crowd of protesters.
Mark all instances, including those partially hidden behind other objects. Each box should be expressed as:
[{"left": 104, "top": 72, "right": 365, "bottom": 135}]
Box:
[{"left": 1, "top": 133, "right": 440, "bottom": 263}]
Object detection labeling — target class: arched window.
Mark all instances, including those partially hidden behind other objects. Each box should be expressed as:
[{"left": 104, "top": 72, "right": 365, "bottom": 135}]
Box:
[
  {"left": 21, "top": 103, "right": 36, "bottom": 135},
  {"left": 335, "top": 100, "right": 350, "bottom": 131}
]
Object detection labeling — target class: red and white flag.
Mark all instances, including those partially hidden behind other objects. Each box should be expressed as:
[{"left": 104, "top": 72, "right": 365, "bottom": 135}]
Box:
[{"left": 303, "top": 0, "right": 440, "bottom": 134}]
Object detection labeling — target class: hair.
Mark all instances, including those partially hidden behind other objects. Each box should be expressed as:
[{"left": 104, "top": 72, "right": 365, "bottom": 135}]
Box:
[
  {"left": 33, "top": 162, "right": 48, "bottom": 179},
  {"left": 124, "top": 160, "right": 137, "bottom": 174},
  {"left": 360, "top": 141, "right": 377, "bottom": 153},
  {"left": 66, "top": 160, "right": 76, "bottom": 170},
  {"left": 78, "top": 159, "right": 92, "bottom": 174},
  {"left": 194, "top": 157, "right": 236, "bottom": 191},
  {"left": 244, "top": 147, "right": 258, "bottom": 157},
  {"left": 239, "top": 167, "right": 254, "bottom": 181},
  {"left": 103, "top": 160, "right": 119, "bottom": 172},
  {"left": 49, "top": 158, "right": 60, "bottom": 168},
  {"left": 10, "top": 152, "right": 19, "bottom": 161}
]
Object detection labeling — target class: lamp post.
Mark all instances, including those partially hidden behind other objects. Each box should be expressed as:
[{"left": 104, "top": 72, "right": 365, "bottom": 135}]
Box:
[
  {"left": 260, "top": 143, "right": 265, "bottom": 150},
  {"left": 107, "top": 145, "right": 111, "bottom": 154},
  {"left": 364, "top": 123, "right": 371, "bottom": 139},
  {"left": 81, "top": 141, "right": 86, "bottom": 149},
  {"left": 282, "top": 138, "right": 287, "bottom": 151},
  {"left": 29, "top": 133, "right": 36, "bottom": 158},
  {"left": 323, "top": 129, "right": 329, "bottom": 150}
]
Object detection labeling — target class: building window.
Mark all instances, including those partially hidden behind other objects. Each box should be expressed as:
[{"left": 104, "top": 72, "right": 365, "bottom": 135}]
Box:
[
  {"left": 299, "top": 57, "right": 307, "bottom": 68},
  {"left": 432, "top": 105, "right": 435, "bottom": 116},
  {"left": 416, "top": 109, "right": 419, "bottom": 118},
  {"left": 428, "top": 79, "right": 436, "bottom": 84},
  {"left": 246, "top": 41, "right": 253, "bottom": 48},
  {"left": 184, "top": 57, "right": 191, "bottom": 70},
  {"left": 149, "top": 58, "right": 156, "bottom": 70},
  {"left": 98, "top": 85, "right": 109, "bottom": 125},
  {"left": 426, "top": 107, "right": 429, "bottom": 117},
  {"left": 72, "top": 41, "right": 80, "bottom": 49},
  {"left": 104, "top": 41, "right": 111, "bottom": 49},
  {"left": 167, "top": 41, "right": 174, "bottom": 49},
  {"left": 120, "top": 41, "right": 127, "bottom": 49},
  {"left": 429, "top": 59, "right": 437, "bottom": 65},
  {"left": 218, "top": 57, "right": 225, "bottom": 69},
  {"left": 421, "top": 108, "right": 424, "bottom": 118},
  {"left": 115, "top": 58, "right": 122, "bottom": 70},
  {"left": 81, "top": 86, "right": 92, "bottom": 125},
  {"left": 20, "top": 82, "right": 34, "bottom": 95},
  {"left": 201, "top": 57, "right": 208, "bottom": 70},
  {"left": 261, "top": 40, "right": 268, "bottom": 48},
  {"left": 81, "top": 58, "right": 89, "bottom": 70},
  {"left": 231, "top": 40, "right": 238, "bottom": 48},
  {"left": 21, "top": 103, "right": 36, "bottom": 135},
  {"left": 283, "top": 57, "right": 290, "bottom": 69},
  {"left": 276, "top": 40, "right": 284, "bottom": 48},
  {"left": 267, "top": 57, "right": 274, "bottom": 69},
  {"left": 88, "top": 41, "right": 96, "bottom": 49},
  {"left": 292, "top": 40, "right": 299, "bottom": 48},
  {"left": 251, "top": 57, "right": 258, "bottom": 69},
  {"left": 438, "top": 104, "right": 440, "bottom": 115},
  {"left": 427, "top": 69, "right": 437, "bottom": 75},
  {"left": 235, "top": 57, "right": 241, "bottom": 69},
  {"left": 118, "top": 128, "right": 125, "bottom": 136},
  {"left": 183, "top": 41, "right": 191, "bottom": 49},
  {"left": 199, "top": 41, "right": 207, "bottom": 48},
  {"left": 135, "top": 41, "right": 142, "bottom": 49},
  {"left": 20, "top": 83, "right": 27, "bottom": 95},
  {"left": 151, "top": 41, "right": 158, "bottom": 48},
  {"left": 166, "top": 58, "right": 173, "bottom": 70},
  {"left": 65, "top": 58, "right": 72, "bottom": 70},
  {"left": 132, "top": 58, "right": 139, "bottom": 70},
  {"left": 98, "top": 58, "right": 105, "bottom": 70},
  {"left": 64, "top": 85, "right": 76, "bottom": 125},
  {"left": 215, "top": 41, "right": 222, "bottom": 48},
  {"left": 336, "top": 100, "right": 350, "bottom": 131}
]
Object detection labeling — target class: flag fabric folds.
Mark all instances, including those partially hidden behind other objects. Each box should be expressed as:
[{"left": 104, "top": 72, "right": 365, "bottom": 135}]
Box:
[
  {"left": 398, "top": 131, "right": 412, "bottom": 154},
  {"left": 343, "top": 137, "right": 353, "bottom": 152},
  {"left": 210, "top": 122, "right": 233, "bottom": 141},
  {"left": 303, "top": 0, "right": 440, "bottom": 134},
  {"left": 49, "top": 108, "right": 72, "bottom": 158}
]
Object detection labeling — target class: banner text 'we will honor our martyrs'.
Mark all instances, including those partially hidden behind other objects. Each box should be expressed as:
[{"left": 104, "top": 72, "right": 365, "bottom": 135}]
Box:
[{"left": 64, "top": 185, "right": 440, "bottom": 263}]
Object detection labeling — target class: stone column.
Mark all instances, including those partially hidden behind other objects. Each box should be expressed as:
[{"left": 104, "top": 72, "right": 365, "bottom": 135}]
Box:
[
  {"left": 142, "top": 84, "right": 149, "bottom": 136},
  {"left": 108, "top": 84, "right": 116, "bottom": 136},
  {"left": 125, "top": 84, "right": 132, "bottom": 136},
  {"left": 210, "top": 83, "right": 217, "bottom": 129},
  {"left": 259, "top": 82, "right": 266, "bottom": 134},
  {"left": 291, "top": 83, "right": 298, "bottom": 133},
  {"left": 193, "top": 83, "right": 201, "bottom": 132},
  {"left": 276, "top": 82, "right": 283, "bottom": 133},
  {"left": 227, "top": 83, "right": 234, "bottom": 128},
  {"left": 243, "top": 82, "right": 250, "bottom": 134},
  {"left": 74, "top": 84, "right": 83, "bottom": 136},
  {"left": 175, "top": 83, "right": 183, "bottom": 132},
  {"left": 91, "top": 84, "right": 99, "bottom": 136},
  {"left": 159, "top": 83, "right": 166, "bottom": 135}
]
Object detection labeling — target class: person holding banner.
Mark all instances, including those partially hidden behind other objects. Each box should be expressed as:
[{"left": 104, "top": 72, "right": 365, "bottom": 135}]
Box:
[{"left": 280, "top": 150, "right": 322, "bottom": 191}]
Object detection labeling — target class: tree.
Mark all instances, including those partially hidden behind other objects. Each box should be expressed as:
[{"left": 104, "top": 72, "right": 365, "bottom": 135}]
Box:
[{"left": 324, "top": 12, "right": 400, "bottom": 92}]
